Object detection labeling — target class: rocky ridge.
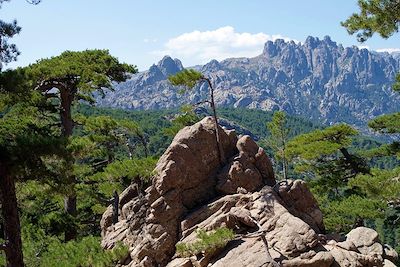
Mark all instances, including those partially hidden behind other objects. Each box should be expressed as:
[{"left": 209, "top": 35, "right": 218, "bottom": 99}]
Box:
[
  {"left": 97, "top": 36, "right": 400, "bottom": 130},
  {"left": 100, "top": 117, "right": 398, "bottom": 267}
]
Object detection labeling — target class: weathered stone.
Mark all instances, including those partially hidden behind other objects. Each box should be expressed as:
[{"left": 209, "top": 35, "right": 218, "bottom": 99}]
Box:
[
  {"left": 216, "top": 153, "right": 263, "bottom": 194},
  {"left": 236, "top": 135, "right": 259, "bottom": 156},
  {"left": 254, "top": 147, "right": 275, "bottom": 186},
  {"left": 166, "top": 258, "right": 193, "bottom": 267},
  {"left": 101, "top": 118, "right": 392, "bottom": 267},
  {"left": 347, "top": 227, "right": 383, "bottom": 257},
  {"left": 100, "top": 205, "right": 114, "bottom": 237},
  {"left": 119, "top": 184, "right": 139, "bottom": 208},
  {"left": 216, "top": 135, "right": 275, "bottom": 195},
  {"left": 326, "top": 246, "right": 384, "bottom": 267},
  {"left": 275, "top": 180, "right": 324, "bottom": 233},
  {"left": 281, "top": 251, "right": 334, "bottom": 267},
  {"left": 383, "top": 259, "right": 397, "bottom": 267},
  {"left": 383, "top": 244, "right": 399, "bottom": 263}
]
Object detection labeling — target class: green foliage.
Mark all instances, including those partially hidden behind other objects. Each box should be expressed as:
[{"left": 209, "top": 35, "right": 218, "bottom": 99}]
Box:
[
  {"left": 0, "top": 0, "right": 22, "bottom": 68},
  {"left": 342, "top": 0, "right": 400, "bottom": 91},
  {"left": 266, "top": 111, "right": 289, "bottom": 156},
  {"left": 319, "top": 194, "right": 384, "bottom": 233},
  {"left": 287, "top": 124, "right": 358, "bottom": 160},
  {"left": 88, "top": 157, "right": 157, "bottom": 189},
  {"left": 175, "top": 227, "right": 235, "bottom": 257},
  {"left": 163, "top": 105, "right": 200, "bottom": 137},
  {"left": 168, "top": 69, "right": 203, "bottom": 89},
  {"left": 266, "top": 111, "right": 290, "bottom": 179},
  {"left": 368, "top": 112, "right": 400, "bottom": 134},
  {"left": 39, "top": 236, "right": 128, "bottom": 267},
  {"left": 362, "top": 142, "right": 400, "bottom": 158},
  {"left": 350, "top": 167, "right": 400, "bottom": 202},
  {"left": 27, "top": 49, "right": 136, "bottom": 100},
  {"left": 366, "top": 113, "right": 400, "bottom": 159},
  {"left": 0, "top": 98, "right": 64, "bottom": 180},
  {"left": 342, "top": 0, "right": 400, "bottom": 42},
  {"left": 287, "top": 124, "right": 378, "bottom": 232}
]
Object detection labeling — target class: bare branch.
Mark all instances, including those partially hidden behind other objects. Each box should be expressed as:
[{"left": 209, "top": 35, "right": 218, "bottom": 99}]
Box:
[{"left": 35, "top": 79, "right": 66, "bottom": 92}]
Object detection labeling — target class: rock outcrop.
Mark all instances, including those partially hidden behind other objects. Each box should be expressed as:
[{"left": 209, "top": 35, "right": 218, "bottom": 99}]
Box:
[{"left": 101, "top": 117, "right": 398, "bottom": 267}]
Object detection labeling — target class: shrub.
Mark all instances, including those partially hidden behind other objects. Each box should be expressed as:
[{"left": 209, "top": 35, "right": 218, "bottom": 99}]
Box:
[{"left": 176, "top": 227, "right": 235, "bottom": 257}]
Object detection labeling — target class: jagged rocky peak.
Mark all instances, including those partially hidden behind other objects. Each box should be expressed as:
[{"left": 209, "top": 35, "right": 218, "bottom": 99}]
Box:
[
  {"left": 202, "top": 59, "right": 221, "bottom": 72},
  {"left": 262, "top": 39, "right": 288, "bottom": 57},
  {"left": 98, "top": 35, "right": 400, "bottom": 130},
  {"left": 157, "top": 55, "right": 184, "bottom": 77},
  {"left": 322, "top": 35, "right": 338, "bottom": 47},
  {"left": 304, "top": 35, "right": 320, "bottom": 49},
  {"left": 138, "top": 63, "right": 165, "bottom": 86},
  {"left": 100, "top": 117, "right": 398, "bottom": 267}
]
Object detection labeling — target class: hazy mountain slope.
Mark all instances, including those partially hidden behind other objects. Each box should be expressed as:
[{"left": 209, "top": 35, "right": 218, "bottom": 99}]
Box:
[{"left": 97, "top": 36, "right": 400, "bottom": 129}]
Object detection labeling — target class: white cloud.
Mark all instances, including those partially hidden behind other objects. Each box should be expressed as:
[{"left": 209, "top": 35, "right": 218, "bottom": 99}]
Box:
[
  {"left": 152, "top": 26, "right": 298, "bottom": 66},
  {"left": 376, "top": 48, "right": 400, "bottom": 53}
]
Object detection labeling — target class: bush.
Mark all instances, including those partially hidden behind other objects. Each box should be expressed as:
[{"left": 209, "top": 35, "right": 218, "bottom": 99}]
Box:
[
  {"left": 38, "top": 236, "right": 128, "bottom": 267},
  {"left": 176, "top": 227, "right": 235, "bottom": 257}
]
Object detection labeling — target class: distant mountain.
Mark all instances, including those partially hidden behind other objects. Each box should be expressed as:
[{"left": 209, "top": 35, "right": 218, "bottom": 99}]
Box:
[{"left": 96, "top": 36, "right": 400, "bottom": 130}]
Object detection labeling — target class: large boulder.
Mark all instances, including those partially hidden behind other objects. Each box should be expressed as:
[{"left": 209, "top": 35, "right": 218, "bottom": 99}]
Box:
[
  {"left": 100, "top": 117, "right": 275, "bottom": 266},
  {"left": 101, "top": 117, "right": 396, "bottom": 267}
]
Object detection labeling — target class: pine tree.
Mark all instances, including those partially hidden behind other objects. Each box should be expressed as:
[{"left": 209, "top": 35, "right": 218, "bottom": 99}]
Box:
[
  {"left": 0, "top": 94, "right": 64, "bottom": 267},
  {"left": 342, "top": 0, "right": 400, "bottom": 90},
  {"left": 168, "top": 69, "right": 225, "bottom": 165},
  {"left": 266, "top": 111, "right": 290, "bottom": 180},
  {"left": 14, "top": 50, "right": 137, "bottom": 240}
]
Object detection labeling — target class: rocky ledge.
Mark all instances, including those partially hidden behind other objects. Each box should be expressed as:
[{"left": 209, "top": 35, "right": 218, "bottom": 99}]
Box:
[{"left": 100, "top": 117, "right": 398, "bottom": 267}]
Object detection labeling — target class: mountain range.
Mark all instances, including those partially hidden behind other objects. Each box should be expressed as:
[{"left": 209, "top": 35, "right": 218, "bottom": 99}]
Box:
[{"left": 96, "top": 36, "right": 400, "bottom": 130}]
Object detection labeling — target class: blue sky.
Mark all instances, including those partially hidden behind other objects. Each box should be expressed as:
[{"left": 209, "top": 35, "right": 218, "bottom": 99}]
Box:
[{"left": 3, "top": 0, "right": 400, "bottom": 71}]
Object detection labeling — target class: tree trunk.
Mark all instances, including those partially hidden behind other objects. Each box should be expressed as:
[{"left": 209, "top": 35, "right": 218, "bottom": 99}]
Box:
[
  {"left": 339, "top": 147, "right": 369, "bottom": 175},
  {"left": 206, "top": 79, "right": 225, "bottom": 166},
  {"left": 282, "top": 159, "right": 287, "bottom": 180},
  {"left": 280, "top": 119, "right": 288, "bottom": 180},
  {"left": 0, "top": 162, "right": 24, "bottom": 267},
  {"left": 60, "top": 88, "right": 77, "bottom": 241},
  {"left": 63, "top": 192, "right": 77, "bottom": 241}
]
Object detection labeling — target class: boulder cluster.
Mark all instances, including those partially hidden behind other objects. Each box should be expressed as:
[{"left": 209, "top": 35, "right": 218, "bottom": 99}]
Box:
[{"left": 101, "top": 117, "right": 398, "bottom": 267}]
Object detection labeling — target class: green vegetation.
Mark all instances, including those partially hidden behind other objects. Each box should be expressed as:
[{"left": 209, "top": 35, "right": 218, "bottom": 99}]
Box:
[
  {"left": 342, "top": 0, "right": 400, "bottom": 42},
  {"left": 169, "top": 69, "right": 226, "bottom": 164},
  {"left": 342, "top": 0, "right": 400, "bottom": 91},
  {"left": 1, "top": 96, "right": 397, "bottom": 265},
  {"left": 266, "top": 111, "right": 290, "bottom": 180},
  {"left": 0, "top": 1, "right": 399, "bottom": 264},
  {"left": 175, "top": 227, "right": 235, "bottom": 257}
]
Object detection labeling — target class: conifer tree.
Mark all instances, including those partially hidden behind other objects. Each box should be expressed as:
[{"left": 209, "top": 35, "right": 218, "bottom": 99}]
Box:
[
  {"left": 168, "top": 69, "right": 225, "bottom": 165},
  {"left": 266, "top": 111, "right": 290, "bottom": 180},
  {"left": 16, "top": 50, "right": 137, "bottom": 240},
  {"left": 342, "top": 0, "right": 400, "bottom": 90},
  {"left": 0, "top": 94, "right": 63, "bottom": 267},
  {"left": 287, "top": 124, "right": 370, "bottom": 199}
]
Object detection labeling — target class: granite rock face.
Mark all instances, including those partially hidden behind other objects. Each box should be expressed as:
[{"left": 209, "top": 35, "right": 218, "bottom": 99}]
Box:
[
  {"left": 101, "top": 118, "right": 397, "bottom": 267},
  {"left": 97, "top": 36, "right": 400, "bottom": 130},
  {"left": 101, "top": 117, "right": 275, "bottom": 266}
]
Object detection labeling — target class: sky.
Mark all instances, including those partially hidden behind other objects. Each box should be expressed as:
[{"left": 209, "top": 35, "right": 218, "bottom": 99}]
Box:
[{"left": 2, "top": 0, "right": 400, "bottom": 71}]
